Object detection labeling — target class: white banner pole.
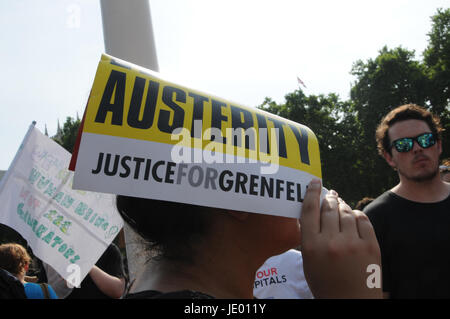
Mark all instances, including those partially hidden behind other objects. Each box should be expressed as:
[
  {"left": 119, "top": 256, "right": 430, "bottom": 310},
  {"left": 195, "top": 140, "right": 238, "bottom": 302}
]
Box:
[
  {"left": 100, "top": 0, "right": 159, "bottom": 72},
  {"left": 99, "top": 0, "right": 159, "bottom": 285}
]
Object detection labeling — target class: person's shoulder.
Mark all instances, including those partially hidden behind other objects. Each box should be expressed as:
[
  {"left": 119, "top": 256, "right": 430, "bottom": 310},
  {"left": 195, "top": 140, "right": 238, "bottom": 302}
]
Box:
[
  {"left": 24, "top": 282, "right": 58, "bottom": 299},
  {"left": 283, "top": 249, "right": 303, "bottom": 261},
  {"left": 23, "top": 282, "right": 40, "bottom": 288},
  {"left": 23, "top": 282, "right": 41, "bottom": 297},
  {"left": 262, "top": 249, "right": 301, "bottom": 266},
  {"left": 0, "top": 269, "right": 27, "bottom": 299},
  {"left": 363, "top": 191, "right": 394, "bottom": 216}
]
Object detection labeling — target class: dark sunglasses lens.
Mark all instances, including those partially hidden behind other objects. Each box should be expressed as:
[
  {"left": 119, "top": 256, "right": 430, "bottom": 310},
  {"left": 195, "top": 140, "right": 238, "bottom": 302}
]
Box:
[
  {"left": 417, "top": 133, "right": 436, "bottom": 149},
  {"left": 394, "top": 138, "right": 413, "bottom": 152}
]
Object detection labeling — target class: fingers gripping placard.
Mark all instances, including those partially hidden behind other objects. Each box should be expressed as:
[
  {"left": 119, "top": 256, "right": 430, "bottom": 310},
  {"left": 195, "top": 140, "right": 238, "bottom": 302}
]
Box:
[{"left": 71, "top": 54, "right": 323, "bottom": 218}]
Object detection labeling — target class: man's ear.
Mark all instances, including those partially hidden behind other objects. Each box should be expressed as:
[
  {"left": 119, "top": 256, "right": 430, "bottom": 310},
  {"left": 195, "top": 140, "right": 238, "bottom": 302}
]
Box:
[{"left": 383, "top": 150, "right": 396, "bottom": 169}]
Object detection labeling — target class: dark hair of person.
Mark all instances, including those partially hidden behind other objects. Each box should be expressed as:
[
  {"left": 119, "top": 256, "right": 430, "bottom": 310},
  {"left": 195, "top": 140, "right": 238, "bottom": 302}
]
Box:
[
  {"left": 375, "top": 104, "right": 443, "bottom": 156},
  {"left": 116, "top": 195, "right": 215, "bottom": 263}
]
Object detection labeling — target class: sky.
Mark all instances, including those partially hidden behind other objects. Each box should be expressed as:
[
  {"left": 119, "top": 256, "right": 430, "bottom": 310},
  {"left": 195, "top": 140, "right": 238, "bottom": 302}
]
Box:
[{"left": 0, "top": 0, "right": 448, "bottom": 170}]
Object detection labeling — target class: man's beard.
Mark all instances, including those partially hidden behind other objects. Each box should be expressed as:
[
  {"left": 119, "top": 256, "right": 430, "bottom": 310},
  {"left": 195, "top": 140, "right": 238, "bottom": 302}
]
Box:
[{"left": 397, "top": 164, "right": 439, "bottom": 183}]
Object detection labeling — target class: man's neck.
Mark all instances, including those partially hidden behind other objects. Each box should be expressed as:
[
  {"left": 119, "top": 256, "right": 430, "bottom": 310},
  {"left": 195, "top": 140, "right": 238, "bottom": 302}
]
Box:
[{"left": 392, "top": 175, "right": 450, "bottom": 203}]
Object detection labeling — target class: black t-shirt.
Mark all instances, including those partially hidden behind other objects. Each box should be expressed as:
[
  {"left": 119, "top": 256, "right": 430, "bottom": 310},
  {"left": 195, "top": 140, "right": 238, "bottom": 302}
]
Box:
[
  {"left": 364, "top": 191, "right": 450, "bottom": 299},
  {"left": 66, "top": 243, "right": 126, "bottom": 299}
]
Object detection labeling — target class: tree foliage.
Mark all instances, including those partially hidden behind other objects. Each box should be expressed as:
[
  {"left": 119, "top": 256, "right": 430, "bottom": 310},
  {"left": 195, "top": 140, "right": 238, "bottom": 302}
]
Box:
[
  {"left": 259, "top": 8, "right": 450, "bottom": 206},
  {"left": 52, "top": 116, "right": 81, "bottom": 153},
  {"left": 423, "top": 8, "right": 450, "bottom": 114}
]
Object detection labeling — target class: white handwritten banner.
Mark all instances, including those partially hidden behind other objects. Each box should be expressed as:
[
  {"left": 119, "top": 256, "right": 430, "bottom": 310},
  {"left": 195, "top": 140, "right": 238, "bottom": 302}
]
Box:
[{"left": 0, "top": 123, "right": 123, "bottom": 284}]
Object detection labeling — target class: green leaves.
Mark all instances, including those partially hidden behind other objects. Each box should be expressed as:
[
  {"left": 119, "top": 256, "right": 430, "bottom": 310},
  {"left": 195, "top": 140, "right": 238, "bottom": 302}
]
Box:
[
  {"left": 259, "top": 8, "right": 449, "bottom": 206},
  {"left": 424, "top": 8, "right": 450, "bottom": 115},
  {"left": 52, "top": 116, "right": 81, "bottom": 153}
]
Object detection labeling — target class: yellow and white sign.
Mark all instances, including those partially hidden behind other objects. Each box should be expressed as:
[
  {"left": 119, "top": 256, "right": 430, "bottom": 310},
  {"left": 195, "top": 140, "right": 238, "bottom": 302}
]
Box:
[{"left": 72, "top": 54, "right": 324, "bottom": 218}]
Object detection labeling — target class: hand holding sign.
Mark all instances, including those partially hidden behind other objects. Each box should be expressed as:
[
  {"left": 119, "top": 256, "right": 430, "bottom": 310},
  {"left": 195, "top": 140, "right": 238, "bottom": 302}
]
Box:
[{"left": 300, "top": 179, "right": 382, "bottom": 299}]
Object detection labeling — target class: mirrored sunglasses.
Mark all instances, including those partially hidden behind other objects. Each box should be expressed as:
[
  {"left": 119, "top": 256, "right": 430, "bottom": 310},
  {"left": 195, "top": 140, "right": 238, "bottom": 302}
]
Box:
[{"left": 391, "top": 132, "right": 437, "bottom": 153}]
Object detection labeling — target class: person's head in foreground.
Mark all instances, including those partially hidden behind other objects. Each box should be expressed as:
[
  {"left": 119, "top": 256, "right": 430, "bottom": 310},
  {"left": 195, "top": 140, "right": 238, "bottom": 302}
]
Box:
[{"left": 116, "top": 179, "right": 382, "bottom": 299}]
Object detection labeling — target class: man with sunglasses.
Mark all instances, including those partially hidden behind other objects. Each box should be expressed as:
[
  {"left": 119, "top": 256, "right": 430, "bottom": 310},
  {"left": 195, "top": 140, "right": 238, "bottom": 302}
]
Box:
[{"left": 364, "top": 104, "right": 450, "bottom": 299}]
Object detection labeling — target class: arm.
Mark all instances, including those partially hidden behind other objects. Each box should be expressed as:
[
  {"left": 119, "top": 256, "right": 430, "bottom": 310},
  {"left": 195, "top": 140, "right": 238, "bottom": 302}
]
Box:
[
  {"left": 89, "top": 265, "right": 126, "bottom": 299},
  {"left": 24, "top": 275, "right": 38, "bottom": 283},
  {"left": 300, "top": 179, "right": 382, "bottom": 299}
]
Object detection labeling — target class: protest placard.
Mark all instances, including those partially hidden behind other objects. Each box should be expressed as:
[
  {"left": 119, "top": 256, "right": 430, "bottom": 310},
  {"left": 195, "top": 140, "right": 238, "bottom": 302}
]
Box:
[
  {"left": 0, "top": 123, "right": 123, "bottom": 284},
  {"left": 71, "top": 54, "right": 326, "bottom": 218}
]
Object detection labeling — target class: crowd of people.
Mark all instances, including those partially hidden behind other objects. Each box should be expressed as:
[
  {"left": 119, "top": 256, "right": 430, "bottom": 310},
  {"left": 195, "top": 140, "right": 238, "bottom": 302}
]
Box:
[{"left": 1, "top": 103, "right": 449, "bottom": 299}]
